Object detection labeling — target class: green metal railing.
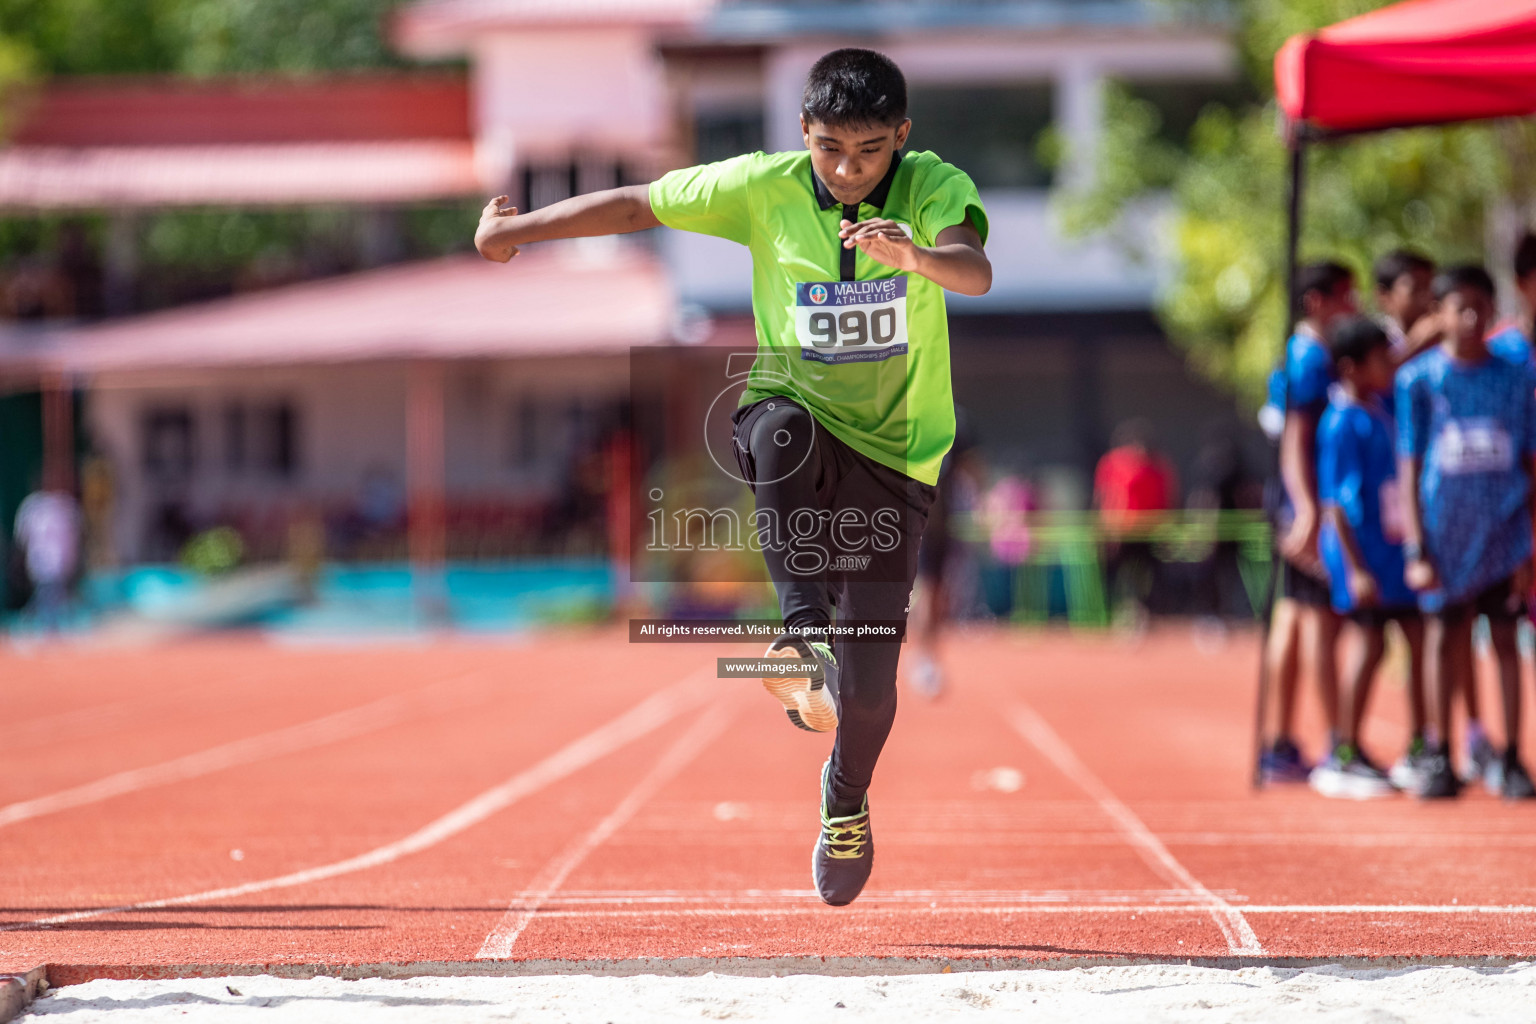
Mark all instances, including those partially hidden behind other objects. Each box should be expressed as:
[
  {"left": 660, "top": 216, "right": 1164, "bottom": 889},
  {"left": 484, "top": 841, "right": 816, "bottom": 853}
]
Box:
[{"left": 951, "top": 510, "right": 1275, "bottom": 628}]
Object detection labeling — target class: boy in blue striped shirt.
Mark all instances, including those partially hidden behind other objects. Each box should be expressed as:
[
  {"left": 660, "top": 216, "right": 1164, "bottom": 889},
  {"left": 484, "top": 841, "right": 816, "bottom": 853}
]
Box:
[
  {"left": 1399, "top": 265, "right": 1536, "bottom": 800},
  {"left": 1312, "top": 317, "right": 1417, "bottom": 798}
]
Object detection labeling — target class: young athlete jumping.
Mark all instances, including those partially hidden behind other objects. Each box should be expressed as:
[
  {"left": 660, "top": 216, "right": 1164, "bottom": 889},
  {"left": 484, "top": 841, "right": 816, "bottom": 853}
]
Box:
[{"left": 474, "top": 49, "right": 990, "bottom": 904}]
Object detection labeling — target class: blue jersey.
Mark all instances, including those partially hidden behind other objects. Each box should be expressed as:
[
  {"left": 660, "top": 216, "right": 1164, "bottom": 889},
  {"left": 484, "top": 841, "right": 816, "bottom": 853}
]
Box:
[
  {"left": 1488, "top": 324, "right": 1533, "bottom": 366},
  {"left": 1286, "top": 330, "right": 1335, "bottom": 414},
  {"left": 1269, "top": 331, "right": 1335, "bottom": 534},
  {"left": 1396, "top": 348, "right": 1536, "bottom": 609},
  {"left": 1318, "top": 395, "right": 1413, "bottom": 611}
]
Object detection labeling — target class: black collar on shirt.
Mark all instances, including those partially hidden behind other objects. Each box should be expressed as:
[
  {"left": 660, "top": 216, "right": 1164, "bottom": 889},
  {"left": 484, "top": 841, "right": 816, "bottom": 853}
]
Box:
[
  {"left": 811, "top": 151, "right": 903, "bottom": 211},
  {"left": 815, "top": 152, "right": 902, "bottom": 281}
]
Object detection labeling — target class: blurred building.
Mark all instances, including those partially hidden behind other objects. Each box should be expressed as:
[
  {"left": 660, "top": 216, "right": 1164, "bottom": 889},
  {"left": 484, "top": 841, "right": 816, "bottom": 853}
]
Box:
[{"left": 0, "top": 0, "right": 1263, "bottom": 566}]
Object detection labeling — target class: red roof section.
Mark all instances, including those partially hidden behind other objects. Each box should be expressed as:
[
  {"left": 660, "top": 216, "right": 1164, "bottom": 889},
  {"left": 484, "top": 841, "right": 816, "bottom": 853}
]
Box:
[
  {"left": 1276, "top": 0, "right": 1536, "bottom": 134},
  {"left": 9, "top": 74, "right": 470, "bottom": 147},
  {"left": 46, "top": 243, "right": 676, "bottom": 373},
  {"left": 0, "top": 142, "right": 478, "bottom": 209}
]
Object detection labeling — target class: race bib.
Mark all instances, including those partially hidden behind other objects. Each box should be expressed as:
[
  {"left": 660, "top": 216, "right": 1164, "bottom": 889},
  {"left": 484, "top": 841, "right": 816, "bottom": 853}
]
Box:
[
  {"left": 1378, "top": 479, "right": 1405, "bottom": 543},
  {"left": 1437, "top": 419, "right": 1514, "bottom": 475},
  {"left": 794, "top": 278, "right": 908, "bottom": 364}
]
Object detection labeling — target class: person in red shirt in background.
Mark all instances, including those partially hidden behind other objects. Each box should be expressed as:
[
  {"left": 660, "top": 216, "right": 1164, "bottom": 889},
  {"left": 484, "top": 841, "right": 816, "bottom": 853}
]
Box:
[{"left": 1095, "top": 418, "right": 1177, "bottom": 631}]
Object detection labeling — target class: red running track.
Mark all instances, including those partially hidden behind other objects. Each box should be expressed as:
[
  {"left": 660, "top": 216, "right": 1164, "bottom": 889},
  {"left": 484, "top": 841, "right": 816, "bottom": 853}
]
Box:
[{"left": 2, "top": 626, "right": 1535, "bottom": 982}]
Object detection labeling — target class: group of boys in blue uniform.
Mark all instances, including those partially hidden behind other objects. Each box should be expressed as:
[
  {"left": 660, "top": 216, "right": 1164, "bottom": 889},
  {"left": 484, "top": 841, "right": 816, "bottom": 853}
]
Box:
[{"left": 1259, "top": 239, "right": 1536, "bottom": 801}]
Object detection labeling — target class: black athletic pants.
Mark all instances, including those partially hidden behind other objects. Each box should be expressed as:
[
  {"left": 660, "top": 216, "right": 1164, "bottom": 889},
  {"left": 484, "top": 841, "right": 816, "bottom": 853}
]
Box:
[{"left": 731, "top": 396, "right": 937, "bottom": 812}]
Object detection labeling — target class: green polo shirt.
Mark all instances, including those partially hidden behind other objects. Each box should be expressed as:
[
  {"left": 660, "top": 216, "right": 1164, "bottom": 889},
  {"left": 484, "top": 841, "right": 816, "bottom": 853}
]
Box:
[{"left": 649, "top": 149, "right": 987, "bottom": 487}]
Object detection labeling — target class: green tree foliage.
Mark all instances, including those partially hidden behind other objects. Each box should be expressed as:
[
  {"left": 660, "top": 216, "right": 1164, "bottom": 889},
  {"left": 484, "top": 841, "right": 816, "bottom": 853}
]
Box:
[
  {"left": 0, "top": 0, "right": 413, "bottom": 76},
  {"left": 0, "top": 1, "right": 476, "bottom": 317},
  {"left": 1064, "top": 0, "right": 1533, "bottom": 405}
]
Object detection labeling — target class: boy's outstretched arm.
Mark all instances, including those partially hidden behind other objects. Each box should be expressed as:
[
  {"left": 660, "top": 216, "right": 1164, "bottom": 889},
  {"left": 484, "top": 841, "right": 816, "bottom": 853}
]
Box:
[
  {"left": 475, "top": 185, "right": 661, "bottom": 263},
  {"left": 838, "top": 219, "right": 991, "bottom": 296}
]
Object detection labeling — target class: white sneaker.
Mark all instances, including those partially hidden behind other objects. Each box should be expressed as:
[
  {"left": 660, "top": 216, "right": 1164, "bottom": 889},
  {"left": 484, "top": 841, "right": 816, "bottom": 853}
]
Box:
[
  {"left": 909, "top": 655, "right": 944, "bottom": 700},
  {"left": 1310, "top": 748, "right": 1397, "bottom": 799}
]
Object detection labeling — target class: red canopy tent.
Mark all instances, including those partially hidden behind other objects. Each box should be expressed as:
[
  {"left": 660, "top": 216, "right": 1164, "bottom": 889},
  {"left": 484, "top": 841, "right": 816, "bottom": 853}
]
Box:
[
  {"left": 1276, "top": 0, "right": 1536, "bottom": 135},
  {"left": 1272, "top": 0, "right": 1536, "bottom": 317}
]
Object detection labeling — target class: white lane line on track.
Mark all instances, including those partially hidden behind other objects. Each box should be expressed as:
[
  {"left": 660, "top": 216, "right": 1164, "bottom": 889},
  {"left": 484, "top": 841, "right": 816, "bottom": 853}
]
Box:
[
  {"left": 477, "top": 697, "right": 738, "bottom": 959},
  {"left": 2, "top": 671, "right": 714, "bottom": 933},
  {"left": 495, "top": 904, "right": 1536, "bottom": 919},
  {"left": 0, "top": 670, "right": 499, "bottom": 830},
  {"left": 516, "top": 888, "right": 1239, "bottom": 906},
  {"left": 4, "top": 673, "right": 270, "bottom": 753},
  {"left": 1007, "top": 703, "right": 1265, "bottom": 957}
]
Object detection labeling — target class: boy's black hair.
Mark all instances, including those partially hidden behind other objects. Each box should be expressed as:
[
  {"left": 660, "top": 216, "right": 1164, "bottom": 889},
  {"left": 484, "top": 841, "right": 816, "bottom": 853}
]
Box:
[
  {"left": 1296, "top": 261, "right": 1354, "bottom": 302},
  {"left": 1327, "top": 315, "right": 1391, "bottom": 368},
  {"left": 1433, "top": 264, "right": 1496, "bottom": 303},
  {"left": 1372, "top": 249, "right": 1434, "bottom": 293},
  {"left": 1514, "top": 232, "right": 1536, "bottom": 282},
  {"left": 801, "top": 48, "right": 908, "bottom": 129}
]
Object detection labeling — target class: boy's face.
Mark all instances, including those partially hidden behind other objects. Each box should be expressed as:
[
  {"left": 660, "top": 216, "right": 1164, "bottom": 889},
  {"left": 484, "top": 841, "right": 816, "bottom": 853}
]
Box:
[
  {"left": 1305, "top": 281, "right": 1358, "bottom": 330},
  {"left": 800, "top": 115, "right": 911, "bottom": 207},
  {"left": 1441, "top": 287, "right": 1493, "bottom": 346},
  {"left": 1378, "top": 268, "right": 1433, "bottom": 327},
  {"left": 1348, "top": 345, "right": 1396, "bottom": 396}
]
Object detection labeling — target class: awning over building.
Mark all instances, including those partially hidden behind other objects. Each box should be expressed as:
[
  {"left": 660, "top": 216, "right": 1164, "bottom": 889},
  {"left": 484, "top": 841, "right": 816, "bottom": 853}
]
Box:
[
  {"left": 0, "top": 74, "right": 480, "bottom": 208},
  {"left": 396, "top": 0, "right": 712, "bottom": 54},
  {"left": 45, "top": 243, "right": 678, "bottom": 374},
  {"left": 1276, "top": 0, "right": 1536, "bottom": 134},
  {"left": 0, "top": 141, "right": 478, "bottom": 210}
]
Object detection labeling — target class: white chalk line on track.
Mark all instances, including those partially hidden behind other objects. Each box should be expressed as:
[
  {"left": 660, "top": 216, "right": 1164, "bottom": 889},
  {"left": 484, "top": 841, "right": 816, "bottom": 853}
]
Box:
[
  {"left": 1007, "top": 703, "right": 1265, "bottom": 957},
  {"left": 491, "top": 904, "right": 1536, "bottom": 920},
  {"left": 0, "top": 669, "right": 502, "bottom": 829},
  {"left": 510, "top": 888, "right": 1243, "bottom": 906},
  {"left": 477, "top": 697, "right": 739, "bottom": 958},
  {"left": 4, "top": 671, "right": 272, "bottom": 753},
  {"left": 3, "top": 670, "right": 715, "bottom": 933}
]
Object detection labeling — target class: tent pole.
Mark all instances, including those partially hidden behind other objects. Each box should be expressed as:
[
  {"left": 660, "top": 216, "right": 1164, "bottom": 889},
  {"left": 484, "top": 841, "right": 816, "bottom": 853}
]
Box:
[
  {"left": 1254, "top": 133, "right": 1308, "bottom": 789},
  {"left": 1284, "top": 138, "right": 1307, "bottom": 324}
]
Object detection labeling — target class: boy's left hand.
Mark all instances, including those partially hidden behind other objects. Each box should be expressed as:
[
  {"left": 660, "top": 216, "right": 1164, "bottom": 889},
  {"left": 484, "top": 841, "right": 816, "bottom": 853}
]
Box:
[
  {"left": 839, "top": 218, "right": 919, "bottom": 272},
  {"left": 1348, "top": 569, "right": 1379, "bottom": 608},
  {"left": 475, "top": 195, "right": 520, "bottom": 263}
]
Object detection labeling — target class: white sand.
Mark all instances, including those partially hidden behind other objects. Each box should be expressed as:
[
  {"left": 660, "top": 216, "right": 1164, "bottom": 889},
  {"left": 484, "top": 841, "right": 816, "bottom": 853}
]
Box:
[{"left": 20, "top": 963, "right": 1536, "bottom": 1023}]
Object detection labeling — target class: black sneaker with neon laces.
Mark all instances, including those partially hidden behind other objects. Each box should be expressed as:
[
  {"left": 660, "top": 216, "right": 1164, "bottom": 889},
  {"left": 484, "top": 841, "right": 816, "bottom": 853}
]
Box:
[
  {"left": 762, "top": 634, "right": 839, "bottom": 732},
  {"left": 813, "top": 760, "right": 873, "bottom": 906},
  {"left": 1416, "top": 749, "right": 1462, "bottom": 800}
]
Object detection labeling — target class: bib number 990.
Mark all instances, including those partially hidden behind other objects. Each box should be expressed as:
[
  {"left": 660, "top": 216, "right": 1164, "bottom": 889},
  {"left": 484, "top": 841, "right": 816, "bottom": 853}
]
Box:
[
  {"left": 794, "top": 278, "right": 908, "bottom": 365},
  {"left": 805, "top": 308, "right": 899, "bottom": 349}
]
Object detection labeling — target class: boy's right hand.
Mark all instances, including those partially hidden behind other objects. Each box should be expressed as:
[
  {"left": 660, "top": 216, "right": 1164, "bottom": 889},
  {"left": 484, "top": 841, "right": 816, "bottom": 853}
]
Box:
[
  {"left": 1405, "top": 557, "right": 1438, "bottom": 592},
  {"left": 1405, "top": 313, "right": 1443, "bottom": 354},
  {"left": 1280, "top": 511, "right": 1322, "bottom": 576},
  {"left": 475, "top": 196, "right": 520, "bottom": 263},
  {"left": 1348, "top": 568, "right": 1379, "bottom": 608}
]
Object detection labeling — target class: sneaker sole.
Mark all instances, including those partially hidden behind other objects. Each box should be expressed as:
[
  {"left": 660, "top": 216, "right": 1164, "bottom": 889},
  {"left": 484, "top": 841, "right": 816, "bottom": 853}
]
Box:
[
  {"left": 763, "top": 647, "right": 838, "bottom": 733},
  {"left": 1310, "top": 773, "right": 1397, "bottom": 800}
]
